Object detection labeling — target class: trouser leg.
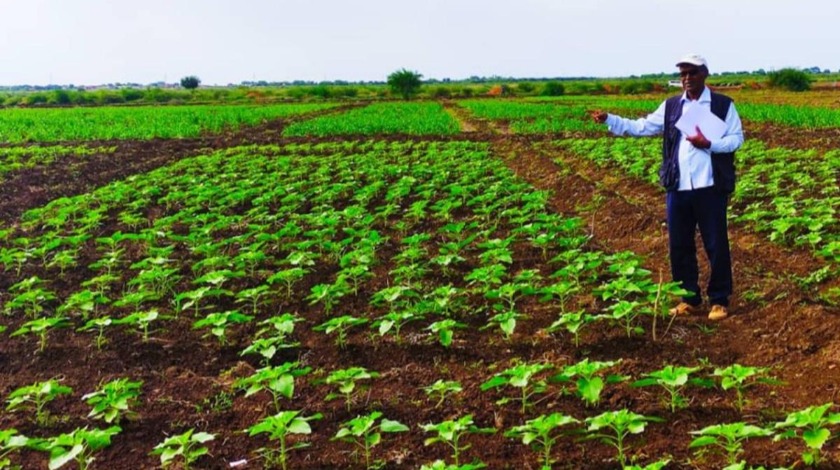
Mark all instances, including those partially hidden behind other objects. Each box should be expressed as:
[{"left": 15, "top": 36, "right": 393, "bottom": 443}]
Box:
[
  {"left": 695, "top": 188, "right": 733, "bottom": 306},
  {"left": 666, "top": 191, "right": 702, "bottom": 305}
]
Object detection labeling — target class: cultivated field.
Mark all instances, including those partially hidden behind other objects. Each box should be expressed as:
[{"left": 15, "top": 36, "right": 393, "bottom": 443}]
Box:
[{"left": 0, "top": 93, "right": 838, "bottom": 469}]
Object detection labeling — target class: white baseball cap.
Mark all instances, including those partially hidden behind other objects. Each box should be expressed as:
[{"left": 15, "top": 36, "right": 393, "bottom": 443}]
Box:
[{"left": 676, "top": 53, "right": 708, "bottom": 69}]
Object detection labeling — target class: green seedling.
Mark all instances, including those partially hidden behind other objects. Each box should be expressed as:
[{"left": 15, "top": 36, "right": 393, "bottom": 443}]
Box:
[
  {"left": 306, "top": 279, "right": 351, "bottom": 314},
  {"left": 267, "top": 267, "right": 308, "bottom": 299},
  {"left": 689, "top": 422, "right": 773, "bottom": 466},
  {"left": 603, "top": 300, "right": 648, "bottom": 337},
  {"left": 246, "top": 411, "right": 322, "bottom": 470},
  {"left": 57, "top": 290, "right": 110, "bottom": 321},
  {"left": 5, "top": 276, "right": 57, "bottom": 317},
  {"left": 505, "top": 413, "right": 579, "bottom": 470},
  {"left": 545, "top": 310, "right": 599, "bottom": 347},
  {"left": 192, "top": 310, "right": 254, "bottom": 346},
  {"left": 11, "top": 316, "right": 69, "bottom": 353},
  {"left": 234, "top": 362, "right": 312, "bottom": 413},
  {"left": 486, "top": 269, "right": 540, "bottom": 312},
  {"left": 428, "top": 285, "right": 467, "bottom": 317},
  {"left": 313, "top": 315, "right": 368, "bottom": 348},
  {"left": 481, "top": 309, "right": 526, "bottom": 341},
  {"left": 582, "top": 409, "right": 662, "bottom": 467},
  {"left": 423, "top": 380, "right": 463, "bottom": 408},
  {"left": 0, "top": 429, "right": 30, "bottom": 469},
  {"left": 31, "top": 426, "right": 120, "bottom": 470},
  {"left": 774, "top": 403, "right": 840, "bottom": 466},
  {"left": 372, "top": 309, "right": 424, "bottom": 343},
  {"left": 82, "top": 378, "right": 142, "bottom": 424},
  {"left": 240, "top": 314, "right": 302, "bottom": 365},
  {"left": 632, "top": 365, "right": 712, "bottom": 412},
  {"left": 713, "top": 364, "right": 780, "bottom": 412},
  {"left": 150, "top": 429, "right": 215, "bottom": 470},
  {"left": 552, "top": 359, "right": 627, "bottom": 407},
  {"left": 480, "top": 362, "right": 554, "bottom": 414},
  {"left": 323, "top": 367, "right": 380, "bottom": 411},
  {"left": 426, "top": 319, "right": 466, "bottom": 348},
  {"left": 419, "top": 461, "right": 486, "bottom": 470},
  {"left": 6, "top": 379, "right": 73, "bottom": 427},
  {"left": 421, "top": 415, "right": 496, "bottom": 467},
  {"left": 114, "top": 309, "right": 167, "bottom": 342},
  {"left": 234, "top": 285, "right": 271, "bottom": 315},
  {"left": 539, "top": 280, "right": 581, "bottom": 315},
  {"left": 333, "top": 411, "right": 408, "bottom": 469},
  {"left": 622, "top": 459, "right": 671, "bottom": 470},
  {"left": 78, "top": 317, "right": 114, "bottom": 350}
]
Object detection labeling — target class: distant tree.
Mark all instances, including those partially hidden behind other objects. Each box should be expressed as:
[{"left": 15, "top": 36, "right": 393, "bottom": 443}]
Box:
[
  {"left": 541, "top": 81, "right": 565, "bottom": 96},
  {"left": 180, "top": 76, "right": 201, "bottom": 90},
  {"left": 767, "top": 68, "right": 811, "bottom": 91},
  {"left": 387, "top": 69, "right": 423, "bottom": 100}
]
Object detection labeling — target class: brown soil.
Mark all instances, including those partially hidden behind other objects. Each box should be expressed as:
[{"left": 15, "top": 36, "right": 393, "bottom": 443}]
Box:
[{"left": 1, "top": 106, "right": 839, "bottom": 470}]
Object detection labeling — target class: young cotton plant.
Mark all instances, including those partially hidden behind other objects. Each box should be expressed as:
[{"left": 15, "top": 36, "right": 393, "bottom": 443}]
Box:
[
  {"left": 712, "top": 364, "right": 779, "bottom": 412},
  {"left": 192, "top": 310, "right": 254, "bottom": 346},
  {"left": 6, "top": 379, "right": 73, "bottom": 427},
  {"left": 689, "top": 422, "right": 773, "bottom": 467},
  {"left": 423, "top": 380, "right": 463, "bottom": 409},
  {"left": 421, "top": 415, "right": 495, "bottom": 467},
  {"left": 4, "top": 276, "right": 57, "bottom": 318},
  {"left": 31, "top": 426, "right": 121, "bottom": 470},
  {"left": 426, "top": 319, "right": 467, "bottom": 348},
  {"left": 0, "top": 429, "right": 30, "bottom": 469},
  {"left": 11, "top": 316, "right": 69, "bottom": 353},
  {"left": 545, "top": 309, "right": 599, "bottom": 347},
  {"left": 552, "top": 359, "right": 627, "bottom": 407},
  {"left": 504, "top": 413, "right": 579, "bottom": 470},
  {"left": 774, "top": 403, "right": 840, "bottom": 466},
  {"left": 602, "top": 300, "right": 649, "bottom": 338},
  {"left": 234, "top": 362, "right": 312, "bottom": 413},
  {"left": 246, "top": 411, "right": 322, "bottom": 470},
  {"left": 82, "top": 378, "right": 142, "bottom": 424},
  {"left": 150, "top": 429, "right": 215, "bottom": 470},
  {"left": 419, "top": 461, "right": 486, "bottom": 470},
  {"left": 372, "top": 308, "right": 425, "bottom": 344},
  {"left": 314, "top": 315, "right": 368, "bottom": 349},
  {"left": 480, "top": 362, "right": 554, "bottom": 414},
  {"left": 632, "top": 365, "right": 713, "bottom": 412},
  {"left": 306, "top": 278, "right": 352, "bottom": 315},
  {"left": 582, "top": 409, "right": 662, "bottom": 467},
  {"left": 333, "top": 411, "right": 409, "bottom": 470},
  {"left": 323, "top": 367, "right": 380, "bottom": 411},
  {"left": 240, "top": 313, "right": 302, "bottom": 366},
  {"left": 114, "top": 309, "right": 168, "bottom": 343},
  {"left": 78, "top": 317, "right": 115, "bottom": 350}
]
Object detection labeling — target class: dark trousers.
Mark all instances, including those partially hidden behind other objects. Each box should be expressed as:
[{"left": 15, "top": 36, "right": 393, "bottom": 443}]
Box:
[{"left": 666, "top": 187, "right": 732, "bottom": 307}]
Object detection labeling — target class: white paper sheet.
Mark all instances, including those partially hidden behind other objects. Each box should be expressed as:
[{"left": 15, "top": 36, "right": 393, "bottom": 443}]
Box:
[{"left": 675, "top": 103, "right": 727, "bottom": 141}]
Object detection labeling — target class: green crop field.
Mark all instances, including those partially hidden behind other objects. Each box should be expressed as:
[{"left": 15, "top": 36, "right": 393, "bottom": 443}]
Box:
[{"left": 0, "top": 93, "right": 838, "bottom": 469}]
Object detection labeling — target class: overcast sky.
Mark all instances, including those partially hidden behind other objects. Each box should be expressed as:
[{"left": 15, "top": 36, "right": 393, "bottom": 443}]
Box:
[{"left": 2, "top": 0, "right": 838, "bottom": 86}]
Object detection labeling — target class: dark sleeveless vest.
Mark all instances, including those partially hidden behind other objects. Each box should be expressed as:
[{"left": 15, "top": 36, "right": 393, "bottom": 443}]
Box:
[{"left": 660, "top": 91, "right": 737, "bottom": 193}]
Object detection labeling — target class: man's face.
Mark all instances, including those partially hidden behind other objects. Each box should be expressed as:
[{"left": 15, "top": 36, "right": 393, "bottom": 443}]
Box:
[{"left": 679, "top": 64, "right": 708, "bottom": 97}]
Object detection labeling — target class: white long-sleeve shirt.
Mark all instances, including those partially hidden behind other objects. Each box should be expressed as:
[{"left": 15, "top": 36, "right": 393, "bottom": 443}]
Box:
[{"left": 604, "top": 87, "right": 744, "bottom": 191}]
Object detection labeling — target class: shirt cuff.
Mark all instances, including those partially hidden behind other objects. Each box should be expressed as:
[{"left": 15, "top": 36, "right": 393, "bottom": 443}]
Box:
[
  {"left": 605, "top": 114, "right": 618, "bottom": 133},
  {"left": 708, "top": 140, "right": 722, "bottom": 153}
]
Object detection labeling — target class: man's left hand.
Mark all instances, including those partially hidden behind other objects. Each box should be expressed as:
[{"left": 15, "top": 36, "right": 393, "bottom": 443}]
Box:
[{"left": 686, "top": 126, "right": 711, "bottom": 149}]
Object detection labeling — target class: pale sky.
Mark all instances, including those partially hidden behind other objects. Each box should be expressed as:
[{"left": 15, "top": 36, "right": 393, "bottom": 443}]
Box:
[{"left": 2, "top": 0, "right": 838, "bottom": 86}]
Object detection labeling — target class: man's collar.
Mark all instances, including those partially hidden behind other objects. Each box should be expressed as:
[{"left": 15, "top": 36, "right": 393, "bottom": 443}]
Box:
[{"left": 681, "top": 86, "right": 711, "bottom": 103}]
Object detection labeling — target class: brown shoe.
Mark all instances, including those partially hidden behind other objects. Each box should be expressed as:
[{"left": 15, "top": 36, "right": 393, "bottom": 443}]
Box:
[
  {"left": 669, "top": 302, "right": 699, "bottom": 316},
  {"left": 708, "top": 304, "right": 728, "bottom": 321}
]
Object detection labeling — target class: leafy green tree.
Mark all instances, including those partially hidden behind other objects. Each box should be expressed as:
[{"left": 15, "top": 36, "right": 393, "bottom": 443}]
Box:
[
  {"left": 387, "top": 69, "right": 423, "bottom": 100},
  {"left": 180, "top": 76, "right": 201, "bottom": 90},
  {"left": 767, "top": 68, "right": 811, "bottom": 91},
  {"left": 541, "top": 81, "right": 565, "bottom": 96}
]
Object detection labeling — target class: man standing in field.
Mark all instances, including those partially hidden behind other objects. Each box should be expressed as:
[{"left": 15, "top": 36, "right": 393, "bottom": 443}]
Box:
[{"left": 589, "top": 54, "right": 744, "bottom": 320}]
